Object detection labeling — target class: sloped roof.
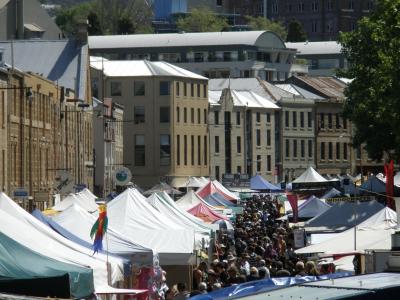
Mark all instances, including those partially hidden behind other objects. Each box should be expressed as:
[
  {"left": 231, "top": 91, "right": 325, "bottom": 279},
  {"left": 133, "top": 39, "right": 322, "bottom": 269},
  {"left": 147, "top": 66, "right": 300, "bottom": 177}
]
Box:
[
  {"left": 289, "top": 75, "right": 346, "bottom": 100},
  {"left": 209, "top": 78, "right": 275, "bottom": 100},
  {"left": 203, "top": 193, "right": 236, "bottom": 208},
  {"left": 90, "top": 57, "right": 207, "bottom": 80},
  {"left": 0, "top": 39, "right": 88, "bottom": 99},
  {"left": 360, "top": 176, "right": 387, "bottom": 194},
  {"left": 89, "top": 31, "right": 286, "bottom": 49},
  {"left": 209, "top": 89, "right": 279, "bottom": 109},
  {"left": 297, "top": 196, "right": 331, "bottom": 219},
  {"left": 250, "top": 175, "right": 281, "bottom": 191},
  {"left": 187, "top": 202, "right": 228, "bottom": 223},
  {"left": 293, "top": 166, "right": 328, "bottom": 183},
  {"left": 286, "top": 41, "right": 342, "bottom": 55},
  {"left": 321, "top": 188, "right": 341, "bottom": 199},
  {"left": 197, "top": 181, "right": 238, "bottom": 201},
  {"left": 52, "top": 192, "right": 98, "bottom": 213},
  {"left": 276, "top": 83, "right": 324, "bottom": 99},
  {"left": 176, "top": 190, "right": 209, "bottom": 211}
]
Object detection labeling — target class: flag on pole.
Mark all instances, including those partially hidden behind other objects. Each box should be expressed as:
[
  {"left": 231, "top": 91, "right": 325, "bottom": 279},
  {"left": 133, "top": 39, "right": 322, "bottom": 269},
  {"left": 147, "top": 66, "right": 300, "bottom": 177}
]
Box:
[
  {"left": 90, "top": 204, "right": 108, "bottom": 254},
  {"left": 385, "top": 160, "right": 395, "bottom": 210},
  {"left": 286, "top": 192, "right": 299, "bottom": 223}
]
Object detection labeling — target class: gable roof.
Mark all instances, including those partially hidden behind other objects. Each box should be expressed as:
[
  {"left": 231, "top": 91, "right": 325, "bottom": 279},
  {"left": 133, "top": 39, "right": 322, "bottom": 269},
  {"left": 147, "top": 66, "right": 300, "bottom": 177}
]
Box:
[
  {"left": 0, "top": 39, "right": 88, "bottom": 99},
  {"left": 209, "top": 78, "right": 275, "bottom": 100},
  {"left": 276, "top": 83, "right": 324, "bottom": 99},
  {"left": 187, "top": 202, "right": 228, "bottom": 223},
  {"left": 250, "top": 175, "right": 281, "bottom": 191},
  {"left": 90, "top": 57, "right": 207, "bottom": 80},
  {"left": 293, "top": 166, "right": 328, "bottom": 183},
  {"left": 209, "top": 89, "right": 279, "bottom": 109},
  {"left": 297, "top": 196, "right": 331, "bottom": 219}
]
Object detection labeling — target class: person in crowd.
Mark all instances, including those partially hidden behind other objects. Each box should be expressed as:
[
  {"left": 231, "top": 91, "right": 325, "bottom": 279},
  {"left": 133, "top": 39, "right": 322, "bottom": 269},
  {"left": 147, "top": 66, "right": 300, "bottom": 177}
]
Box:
[
  {"left": 294, "top": 261, "right": 307, "bottom": 277},
  {"left": 257, "top": 259, "right": 270, "bottom": 279},
  {"left": 247, "top": 267, "right": 260, "bottom": 282},
  {"left": 192, "top": 261, "right": 208, "bottom": 290},
  {"left": 225, "top": 266, "right": 240, "bottom": 286},
  {"left": 166, "top": 285, "right": 178, "bottom": 300},
  {"left": 305, "top": 261, "right": 319, "bottom": 276},
  {"left": 173, "top": 283, "right": 190, "bottom": 300}
]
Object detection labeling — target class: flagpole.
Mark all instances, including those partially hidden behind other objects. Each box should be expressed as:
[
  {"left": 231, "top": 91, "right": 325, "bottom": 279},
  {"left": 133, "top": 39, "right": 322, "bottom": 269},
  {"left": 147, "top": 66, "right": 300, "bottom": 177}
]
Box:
[{"left": 106, "top": 230, "right": 110, "bottom": 285}]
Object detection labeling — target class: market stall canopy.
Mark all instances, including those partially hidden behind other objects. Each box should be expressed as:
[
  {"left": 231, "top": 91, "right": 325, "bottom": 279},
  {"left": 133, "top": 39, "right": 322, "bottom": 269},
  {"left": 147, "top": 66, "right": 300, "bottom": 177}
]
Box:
[
  {"left": 143, "top": 182, "right": 182, "bottom": 196},
  {"left": 296, "top": 196, "right": 331, "bottom": 219},
  {"left": 296, "top": 207, "right": 396, "bottom": 255},
  {"left": 0, "top": 231, "right": 94, "bottom": 298},
  {"left": 359, "top": 175, "right": 388, "bottom": 194},
  {"left": 250, "top": 175, "right": 281, "bottom": 191},
  {"left": 52, "top": 192, "right": 98, "bottom": 213},
  {"left": 176, "top": 190, "right": 217, "bottom": 211},
  {"left": 106, "top": 188, "right": 195, "bottom": 265},
  {"left": 52, "top": 204, "right": 154, "bottom": 265},
  {"left": 197, "top": 181, "right": 239, "bottom": 201},
  {"left": 203, "top": 193, "right": 237, "bottom": 208},
  {"left": 292, "top": 167, "right": 338, "bottom": 190},
  {"left": 187, "top": 202, "right": 228, "bottom": 223},
  {"left": 321, "top": 188, "right": 341, "bottom": 199},
  {"left": 305, "top": 200, "right": 385, "bottom": 233}
]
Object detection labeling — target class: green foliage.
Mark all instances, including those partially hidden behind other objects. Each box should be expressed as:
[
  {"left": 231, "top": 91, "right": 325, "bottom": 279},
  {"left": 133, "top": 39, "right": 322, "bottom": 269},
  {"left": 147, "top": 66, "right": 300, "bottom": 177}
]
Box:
[
  {"left": 286, "top": 20, "right": 307, "bottom": 42},
  {"left": 245, "top": 16, "right": 287, "bottom": 41},
  {"left": 339, "top": 0, "right": 400, "bottom": 160},
  {"left": 55, "top": 0, "right": 153, "bottom": 36},
  {"left": 176, "top": 7, "right": 228, "bottom": 32}
]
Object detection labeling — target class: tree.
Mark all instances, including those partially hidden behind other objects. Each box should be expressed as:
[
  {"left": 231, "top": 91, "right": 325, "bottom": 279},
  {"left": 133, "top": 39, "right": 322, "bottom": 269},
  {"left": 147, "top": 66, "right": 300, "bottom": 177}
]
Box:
[
  {"left": 55, "top": 2, "right": 94, "bottom": 37},
  {"left": 339, "top": 0, "right": 400, "bottom": 160},
  {"left": 176, "top": 7, "right": 228, "bottom": 32},
  {"left": 245, "top": 16, "right": 287, "bottom": 41},
  {"left": 87, "top": 11, "right": 102, "bottom": 35},
  {"left": 286, "top": 20, "right": 307, "bottom": 42}
]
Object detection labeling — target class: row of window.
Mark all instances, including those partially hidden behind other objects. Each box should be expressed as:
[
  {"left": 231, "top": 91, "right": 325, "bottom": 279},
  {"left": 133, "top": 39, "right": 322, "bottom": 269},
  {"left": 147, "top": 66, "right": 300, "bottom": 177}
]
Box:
[
  {"left": 319, "top": 113, "right": 348, "bottom": 130},
  {"left": 175, "top": 82, "right": 207, "bottom": 98},
  {"left": 285, "top": 139, "right": 313, "bottom": 158},
  {"left": 213, "top": 111, "right": 272, "bottom": 125},
  {"left": 176, "top": 135, "right": 208, "bottom": 167},
  {"left": 134, "top": 106, "right": 170, "bottom": 124},
  {"left": 320, "top": 142, "right": 349, "bottom": 160},
  {"left": 214, "top": 130, "right": 272, "bottom": 154},
  {"left": 134, "top": 134, "right": 172, "bottom": 166},
  {"left": 272, "top": 0, "right": 372, "bottom": 14},
  {"left": 176, "top": 107, "right": 207, "bottom": 124},
  {"left": 285, "top": 111, "right": 313, "bottom": 128}
]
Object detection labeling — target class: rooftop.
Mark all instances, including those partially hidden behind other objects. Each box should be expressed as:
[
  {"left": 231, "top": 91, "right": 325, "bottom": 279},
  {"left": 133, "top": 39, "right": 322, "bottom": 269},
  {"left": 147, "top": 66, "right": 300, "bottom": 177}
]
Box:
[
  {"left": 286, "top": 41, "right": 342, "bottom": 55},
  {"left": 209, "top": 89, "right": 279, "bottom": 110}
]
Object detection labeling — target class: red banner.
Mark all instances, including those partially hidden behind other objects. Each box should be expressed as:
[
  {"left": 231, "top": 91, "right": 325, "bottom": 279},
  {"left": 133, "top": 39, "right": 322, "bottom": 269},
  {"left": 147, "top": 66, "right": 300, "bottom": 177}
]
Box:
[
  {"left": 286, "top": 193, "right": 299, "bottom": 223},
  {"left": 385, "top": 160, "right": 395, "bottom": 210}
]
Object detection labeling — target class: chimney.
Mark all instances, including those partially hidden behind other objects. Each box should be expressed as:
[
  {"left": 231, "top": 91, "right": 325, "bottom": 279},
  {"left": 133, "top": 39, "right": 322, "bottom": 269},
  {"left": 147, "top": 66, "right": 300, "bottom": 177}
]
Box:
[
  {"left": 16, "top": 0, "right": 24, "bottom": 39},
  {"left": 76, "top": 19, "right": 88, "bottom": 45}
]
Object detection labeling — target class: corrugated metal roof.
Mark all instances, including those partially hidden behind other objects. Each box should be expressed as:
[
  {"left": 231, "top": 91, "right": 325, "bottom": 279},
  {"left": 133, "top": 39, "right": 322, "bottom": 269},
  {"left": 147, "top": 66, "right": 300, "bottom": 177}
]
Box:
[
  {"left": 24, "top": 23, "right": 44, "bottom": 32},
  {"left": 89, "top": 31, "right": 282, "bottom": 49},
  {"left": 293, "top": 76, "right": 345, "bottom": 99},
  {"left": 90, "top": 58, "right": 207, "bottom": 80},
  {"left": 209, "top": 89, "right": 279, "bottom": 109},
  {"left": 286, "top": 41, "right": 342, "bottom": 55},
  {"left": 276, "top": 84, "right": 324, "bottom": 99},
  {"left": 0, "top": 39, "right": 88, "bottom": 100}
]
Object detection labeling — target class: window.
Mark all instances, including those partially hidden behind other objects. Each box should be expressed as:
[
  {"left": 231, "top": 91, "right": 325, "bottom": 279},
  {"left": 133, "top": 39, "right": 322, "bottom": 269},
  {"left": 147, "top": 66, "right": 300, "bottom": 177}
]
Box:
[
  {"left": 356, "top": 147, "right": 361, "bottom": 159},
  {"left": 223, "top": 52, "right": 231, "bottom": 61},
  {"left": 343, "top": 118, "right": 347, "bottom": 129},
  {"left": 236, "top": 111, "right": 240, "bottom": 125},
  {"left": 197, "top": 108, "right": 201, "bottom": 124},
  {"left": 111, "top": 82, "right": 122, "bottom": 96},
  {"left": 285, "top": 111, "right": 289, "bottom": 127},
  {"left": 204, "top": 136, "right": 208, "bottom": 165},
  {"left": 256, "top": 129, "right": 261, "bottom": 146},
  {"left": 343, "top": 143, "right": 348, "bottom": 160},
  {"left": 256, "top": 112, "right": 261, "bottom": 123},
  {"left": 134, "top": 81, "right": 145, "bottom": 96},
  {"left": 160, "top": 106, "right": 170, "bottom": 123},
  {"left": 159, "top": 81, "right": 170, "bottom": 95},
  {"left": 191, "top": 83, "right": 194, "bottom": 97},
  {"left": 204, "top": 109, "right": 207, "bottom": 124},
  {"left": 237, "top": 166, "right": 242, "bottom": 174},
  {"left": 328, "top": 113, "right": 333, "bottom": 129},
  {"left": 320, "top": 113, "right": 325, "bottom": 128},
  {"left": 327, "top": 0, "right": 333, "bottom": 10},
  {"left": 285, "top": 139, "right": 290, "bottom": 157},
  {"left": 257, "top": 155, "right": 261, "bottom": 172},
  {"left": 312, "top": 20, "right": 318, "bottom": 33},
  {"left": 293, "top": 140, "right": 297, "bottom": 157},
  {"left": 197, "top": 83, "right": 201, "bottom": 97},
  {"left": 321, "top": 142, "right": 325, "bottom": 159},
  {"left": 184, "top": 83, "right": 187, "bottom": 96},
  {"left": 175, "top": 82, "right": 180, "bottom": 96},
  {"left": 191, "top": 108, "right": 194, "bottom": 123},
  {"left": 300, "top": 112, "right": 304, "bottom": 128},
  {"left": 272, "top": 1, "right": 278, "bottom": 13},
  {"left": 267, "top": 155, "right": 272, "bottom": 172},
  {"left": 184, "top": 108, "right": 187, "bottom": 123},
  {"left": 348, "top": 0, "right": 354, "bottom": 9},
  {"left": 214, "top": 111, "right": 219, "bottom": 125},
  {"left": 328, "top": 142, "right": 333, "bottom": 159},
  {"left": 177, "top": 135, "right": 180, "bottom": 165},
  {"left": 160, "top": 135, "right": 171, "bottom": 166},
  {"left": 336, "top": 143, "right": 340, "bottom": 160},
  {"left": 336, "top": 114, "right": 340, "bottom": 129},
  {"left": 135, "top": 135, "right": 145, "bottom": 166},
  {"left": 198, "top": 136, "right": 201, "bottom": 165},
  {"left": 134, "top": 106, "right": 145, "bottom": 124},
  {"left": 194, "top": 52, "right": 204, "bottom": 62},
  {"left": 298, "top": 2, "right": 304, "bottom": 12},
  {"left": 301, "top": 140, "right": 305, "bottom": 157},
  {"left": 267, "top": 130, "right": 271, "bottom": 146},
  {"left": 176, "top": 107, "right": 180, "bottom": 122},
  {"left": 237, "top": 136, "right": 241, "bottom": 153},
  {"left": 292, "top": 111, "right": 297, "bottom": 127},
  {"left": 191, "top": 135, "right": 195, "bottom": 165},
  {"left": 266, "top": 112, "right": 271, "bottom": 123},
  {"left": 308, "top": 140, "right": 313, "bottom": 158},
  {"left": 203, "top": 84, "right": 207, "bottom": 98},
  {"left": 216, "top": 0, "right": 222, "bottom": 6},
  {"left": 311, "top": 0, "right": 319, "bottom": 11},
  {"left": 184, "top": 135, "right": 187, "bottom": 165},
  {"left": 215, "top": 136, "right": 220, "bottom": 153},
  {"left": 215, "top": 166, "right": 220, "bottom": 181}
]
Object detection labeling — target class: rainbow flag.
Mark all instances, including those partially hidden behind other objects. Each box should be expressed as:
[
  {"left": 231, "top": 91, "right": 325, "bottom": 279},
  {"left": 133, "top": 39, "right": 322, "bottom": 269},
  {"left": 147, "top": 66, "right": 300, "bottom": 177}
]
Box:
[{"left": 90, "top": 204, "right": 108, "bottom": 254}]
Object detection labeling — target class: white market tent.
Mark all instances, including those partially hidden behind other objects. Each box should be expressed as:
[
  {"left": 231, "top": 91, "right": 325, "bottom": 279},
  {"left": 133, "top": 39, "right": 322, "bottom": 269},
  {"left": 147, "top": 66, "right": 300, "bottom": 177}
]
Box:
[
  {"left": 158, "top": 192, "right": 219, "bottom": 232},
  {"left": 212, "top": 180, "right": 240, "bottom": 201},
  {"left": 0, "top": 192, "right": 123, "bottom": 292},
  {"left": 175, "top": 190, "right": 222, "bottom": 214},
  {"left": 293, "top": 167, "right": 328, "bottom": 183},
  {"left": 106, "top": 188, "right": 195, "bottom": 265},
  {"left": 52, "top": 192, "right": 98, "bottom": 213},
  {"left": 52, "top": 204, "right": 154, "bottom": 265},
  {"left": 297, "top": 196, "right": 331, "bottom": 219},
  {"left": 80, "top": 188, "right": 98, "bottom": 202},
  {"left": 296, "top": 207, "right": 397, "bottom": 255}
]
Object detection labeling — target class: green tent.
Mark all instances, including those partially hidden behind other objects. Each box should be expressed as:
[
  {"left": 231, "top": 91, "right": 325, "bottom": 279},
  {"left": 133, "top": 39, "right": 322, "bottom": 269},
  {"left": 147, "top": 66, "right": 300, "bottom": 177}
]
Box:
[{"left": 0, "top": 232, "right": 94, "bottom": 298}]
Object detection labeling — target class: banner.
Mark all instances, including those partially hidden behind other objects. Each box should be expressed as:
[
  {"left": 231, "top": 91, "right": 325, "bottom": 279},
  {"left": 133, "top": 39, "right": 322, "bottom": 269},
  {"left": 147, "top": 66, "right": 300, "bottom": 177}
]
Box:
[{"left": 286, "top": 193, "right": 298, "bottom": 223}]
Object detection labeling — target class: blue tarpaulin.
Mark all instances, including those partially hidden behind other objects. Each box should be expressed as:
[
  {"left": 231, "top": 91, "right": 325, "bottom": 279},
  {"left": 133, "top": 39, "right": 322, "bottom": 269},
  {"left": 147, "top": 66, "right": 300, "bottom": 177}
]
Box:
[
  {"left": 250, "top": 175, "right": 281, "bottom": 191},
  {"left": 190, "top": 272, "right": 352, "bottom": 300},
  {"left": 204, "top": 193, "right": 237, "bottom": 207}
]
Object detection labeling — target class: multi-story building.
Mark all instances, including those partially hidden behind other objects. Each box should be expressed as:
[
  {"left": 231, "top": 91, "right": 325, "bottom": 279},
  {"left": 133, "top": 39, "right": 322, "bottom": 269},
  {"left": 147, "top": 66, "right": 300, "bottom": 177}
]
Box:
[
  {"left": 266, "top": 0, "right": 374, "bottom": 41},
  {"left": 208, "top": 78, "right": 279, "bottom": 183},
  {"left": 0, "top": 0, "right": 63, "bottom": 40},
  {"left": 90, "top": 58, "right": 209, "bottom": 189},
  {"left": 88, "top": 31, "right": 308, "bottom": 82},
  {"left": 0, "top": 37, "right": 93, "bottom": 206},
  {"left": 92, "top": 97, "right": 124, "bottom": 197}
]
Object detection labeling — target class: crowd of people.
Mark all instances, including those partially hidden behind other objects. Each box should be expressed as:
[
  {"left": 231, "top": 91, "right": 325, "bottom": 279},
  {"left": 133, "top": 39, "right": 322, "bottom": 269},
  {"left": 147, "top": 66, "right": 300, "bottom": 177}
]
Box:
[{"left": 164, "top": 194, "right": 333, "bottom": 299}]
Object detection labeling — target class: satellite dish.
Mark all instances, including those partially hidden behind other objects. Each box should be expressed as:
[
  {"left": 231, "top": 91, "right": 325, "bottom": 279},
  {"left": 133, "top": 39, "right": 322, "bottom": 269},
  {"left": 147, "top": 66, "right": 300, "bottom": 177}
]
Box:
[
  {"left": 114, "top": 167, "right": 132, "bottom": 186},
  {"left": 53, "top": 171, "right": 74, "bottom": 195}
]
